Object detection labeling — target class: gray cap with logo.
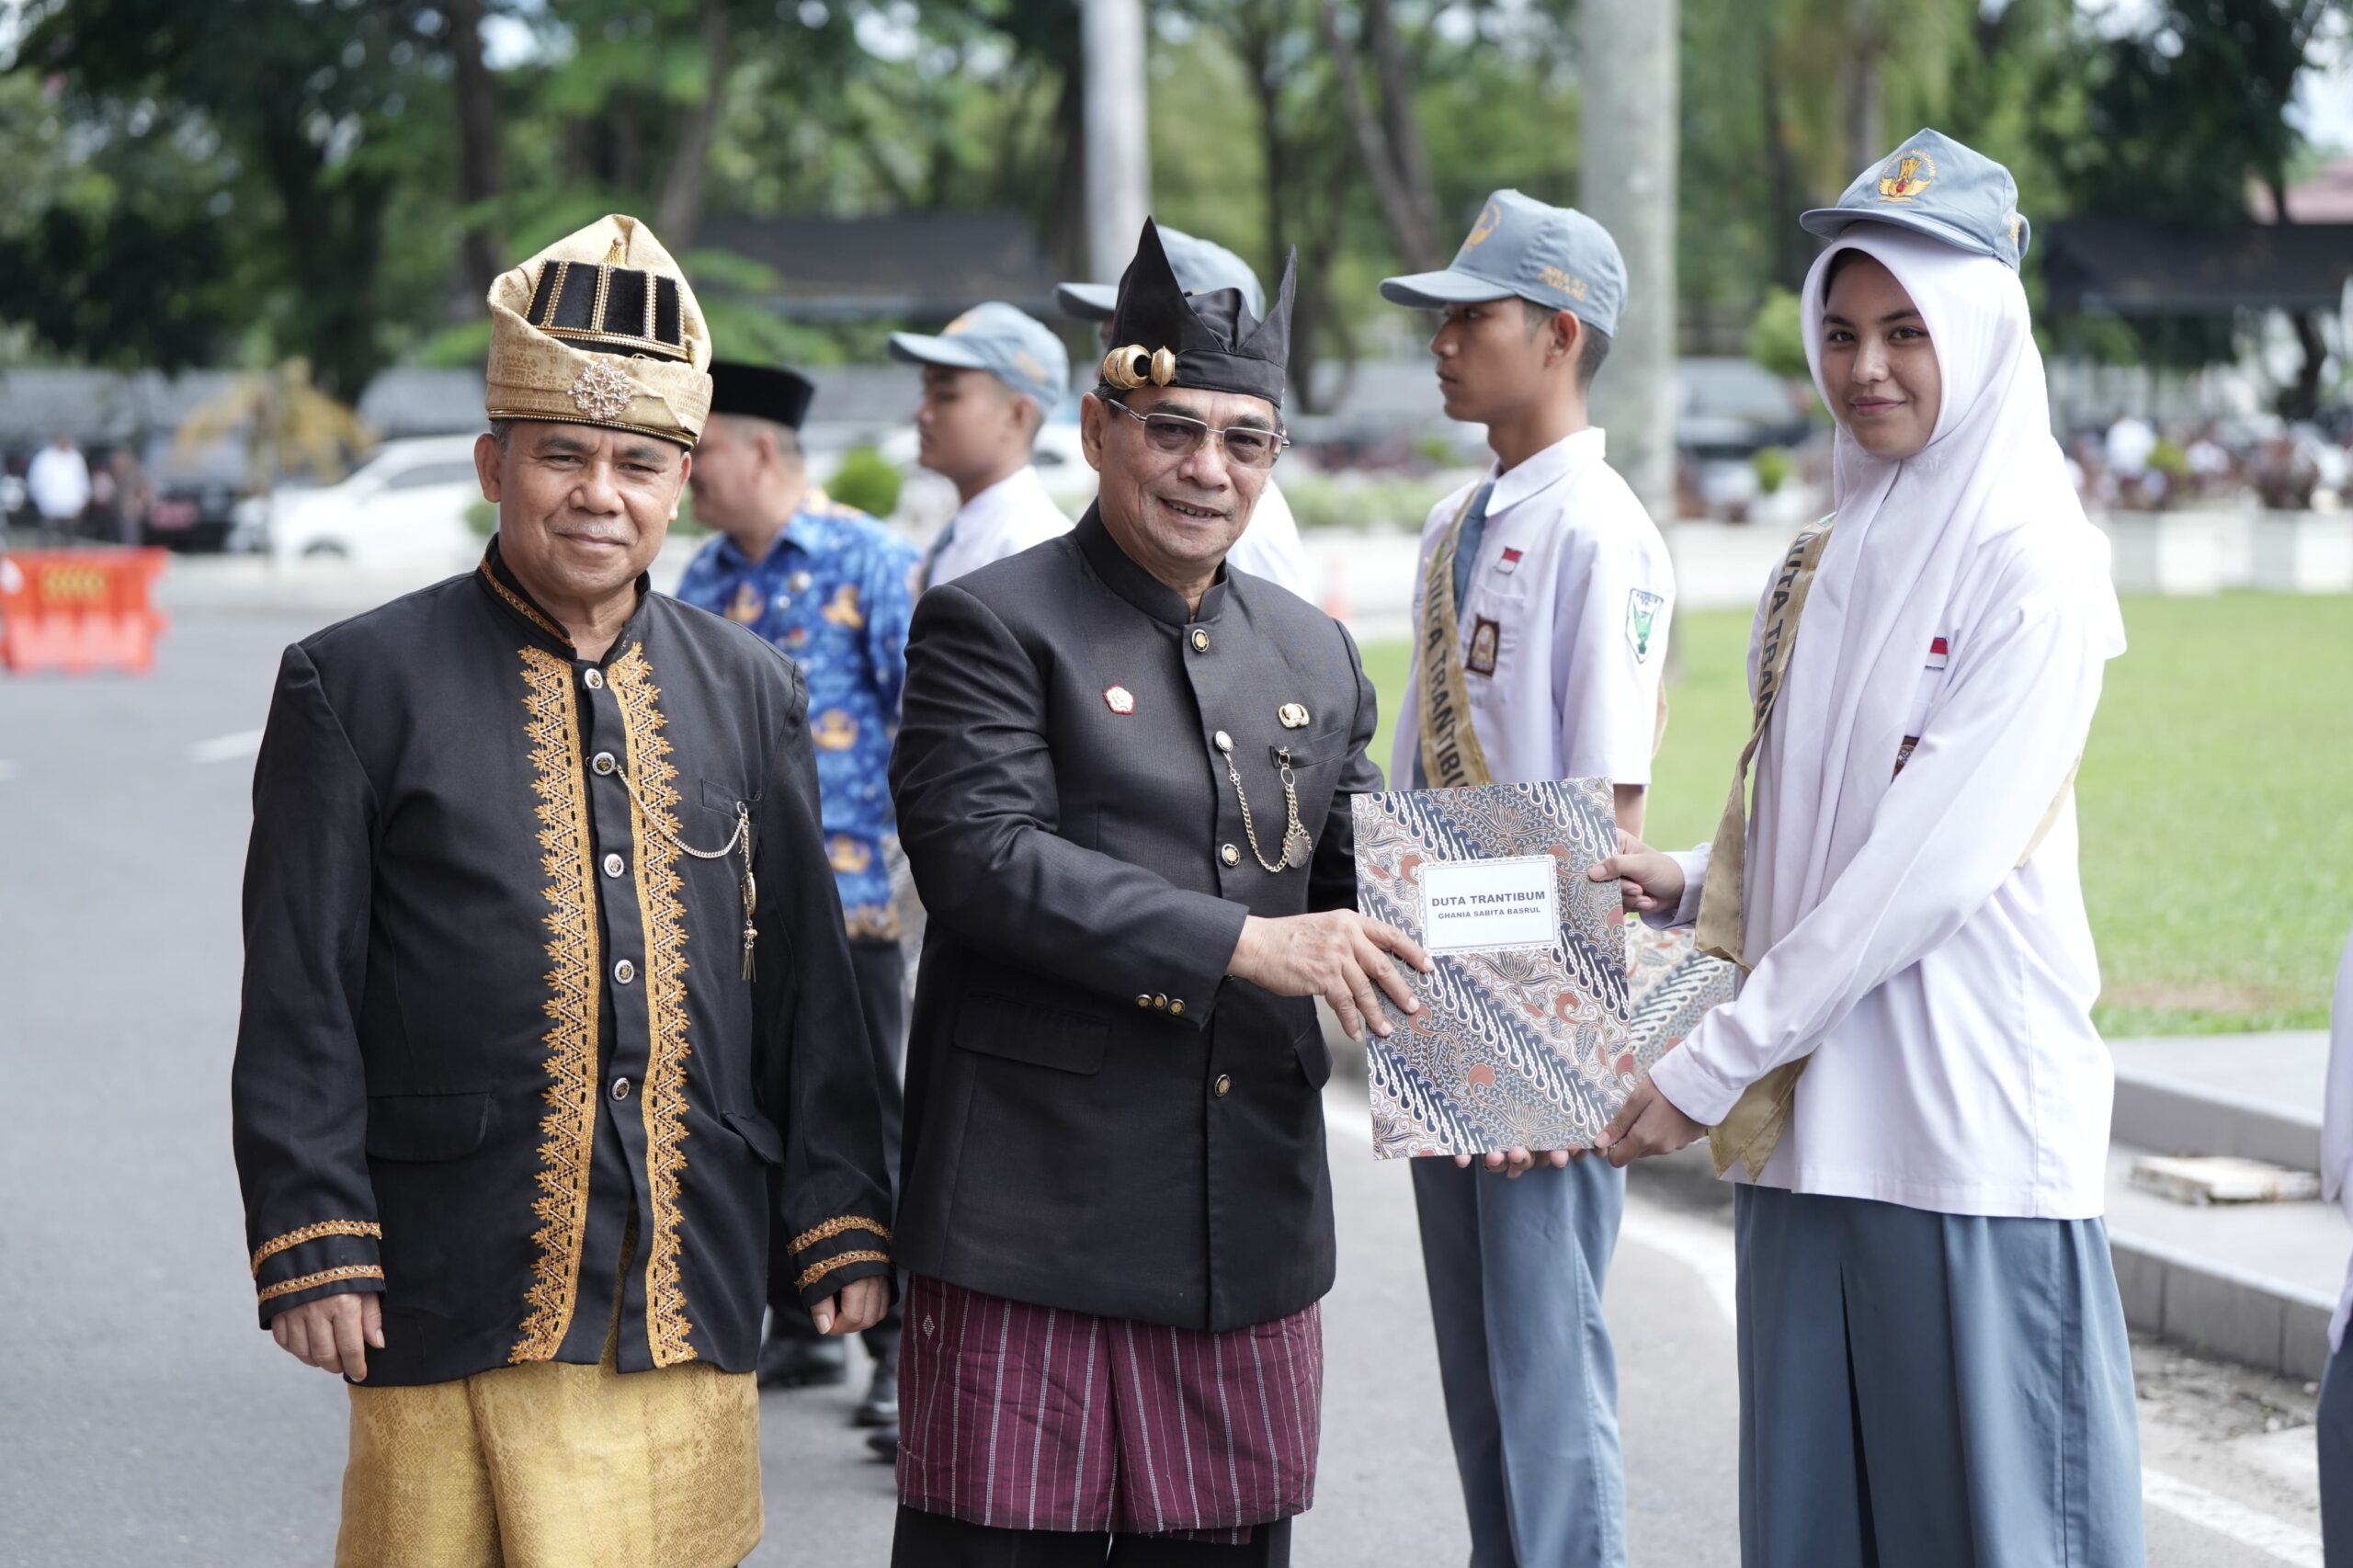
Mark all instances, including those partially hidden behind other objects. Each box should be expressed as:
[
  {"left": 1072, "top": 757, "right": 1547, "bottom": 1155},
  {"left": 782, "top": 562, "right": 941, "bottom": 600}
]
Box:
[
  {"left": 1055, "top": 227, "right": 1267, "bottom": 323},
  {"left": 1379, "top": 189, "right": 1627, "bottom": 336},
  {"left": 1801, "top": 129, "right": 2030, "bottom": 270},
  {"left": 887, "top": 301, "right": 1070, "bottom": 405}
]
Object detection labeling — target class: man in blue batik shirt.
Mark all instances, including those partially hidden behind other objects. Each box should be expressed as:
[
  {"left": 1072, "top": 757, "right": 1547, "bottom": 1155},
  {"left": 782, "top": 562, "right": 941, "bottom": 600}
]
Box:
[{"left": 674, "top": 360, "right": 917, "bottom": 1426}]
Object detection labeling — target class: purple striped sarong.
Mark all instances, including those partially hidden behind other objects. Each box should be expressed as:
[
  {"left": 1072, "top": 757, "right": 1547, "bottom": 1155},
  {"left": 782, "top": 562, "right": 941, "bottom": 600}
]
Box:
[{"left": 895, "top": 1274, "right": 1324, "bottom": 1543}]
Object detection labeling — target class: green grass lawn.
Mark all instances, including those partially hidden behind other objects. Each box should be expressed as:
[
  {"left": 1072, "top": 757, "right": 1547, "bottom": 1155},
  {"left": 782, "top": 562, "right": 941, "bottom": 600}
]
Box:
[{"left": 1359, "top": 593, "right": 2353, "bottom": 1037}]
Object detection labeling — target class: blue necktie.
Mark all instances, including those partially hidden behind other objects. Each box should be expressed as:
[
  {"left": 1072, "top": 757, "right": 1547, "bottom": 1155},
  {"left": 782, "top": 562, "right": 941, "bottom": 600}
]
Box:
[
  {"left": 1414, "top": 480, "right": 1496, "bottom": 789},
  {"left": 916, "top": 521, "right": 954, "bottom": 593},
  {"left": 1449, "top": 480, "right": 1495, "bottom": 615}
]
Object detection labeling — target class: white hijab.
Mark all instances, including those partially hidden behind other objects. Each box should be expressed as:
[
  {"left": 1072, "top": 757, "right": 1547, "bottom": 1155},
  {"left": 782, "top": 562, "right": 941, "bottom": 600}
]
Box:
[{"left": 1746, "top": 225, "right": 2126, "bottom": 961}]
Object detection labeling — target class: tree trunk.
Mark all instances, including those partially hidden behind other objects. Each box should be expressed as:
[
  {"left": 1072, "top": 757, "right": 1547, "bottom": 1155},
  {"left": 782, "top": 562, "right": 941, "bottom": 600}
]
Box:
[
  {"left": 446, "top": 0, "right": 506, "bottom": 301},
  {"left": 1317, "top": 0, "right": 1442, "bottom": 272},
  {"left": 1363, "top": 0, "right": 1440, "bottom": 255},
  {"left": 2264, "top": 171, "right": 2325, "bottom": 419},
  {"left": 1080, "top": 0, "right": 1151, "bottom": 283},
  {"left": 1841, "top": 0, "right": 1883, "bottom": 183},
  {"left": 1759, "top": 51, "right": 1810, "bottom": 291},
  {"left": 655, "top": 0, "right": 733, "bottom": 248},
  {"left": 1581, "top": 0, "right": 1679, "bottom": 523}
]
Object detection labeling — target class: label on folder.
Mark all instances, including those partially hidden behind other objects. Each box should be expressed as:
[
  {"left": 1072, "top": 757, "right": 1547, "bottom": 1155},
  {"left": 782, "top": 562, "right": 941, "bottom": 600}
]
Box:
[{"left": 1421, "top": 856, "right": 1559, "bottom": 954}]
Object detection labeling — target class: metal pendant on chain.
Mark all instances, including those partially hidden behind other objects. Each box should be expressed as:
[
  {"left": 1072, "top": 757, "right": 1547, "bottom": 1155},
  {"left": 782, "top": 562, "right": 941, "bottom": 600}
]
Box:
[
  {"left": 608, "top": 756, "right": 761, "bottom": 980},
  {"left": 1213, "top": 731, "right": 1313, "bottom": 873}
]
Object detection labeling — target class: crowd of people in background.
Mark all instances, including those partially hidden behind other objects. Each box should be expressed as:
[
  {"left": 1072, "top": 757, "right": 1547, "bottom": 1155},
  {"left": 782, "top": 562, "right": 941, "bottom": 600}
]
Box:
[
  {"left": 3, "top": 432, "right": 153, "bottom": 547},
  {"left": 2069, "top": 408, "right": 2353, "bottom": 513}
]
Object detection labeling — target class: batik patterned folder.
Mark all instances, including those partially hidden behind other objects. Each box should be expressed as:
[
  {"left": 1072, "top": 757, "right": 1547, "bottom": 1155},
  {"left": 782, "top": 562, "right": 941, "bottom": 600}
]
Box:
[{"left": 1352, "top": 780, "right": 1734, "bottom": 1159}]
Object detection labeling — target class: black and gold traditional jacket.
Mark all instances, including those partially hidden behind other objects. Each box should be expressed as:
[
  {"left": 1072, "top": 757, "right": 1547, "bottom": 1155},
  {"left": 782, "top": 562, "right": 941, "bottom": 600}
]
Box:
[{"left": 231, "top": 540, "right": 892, "bottom": 1387}]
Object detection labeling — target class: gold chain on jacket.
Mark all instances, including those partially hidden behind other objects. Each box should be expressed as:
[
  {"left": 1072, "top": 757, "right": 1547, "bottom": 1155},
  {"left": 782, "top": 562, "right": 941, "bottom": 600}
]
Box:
[
  {"left": 1218, "top": 735, "right": 1312, "bottom": 873},
  {"left": 611, "top": 761, "right": 760, "bottom": 981}
]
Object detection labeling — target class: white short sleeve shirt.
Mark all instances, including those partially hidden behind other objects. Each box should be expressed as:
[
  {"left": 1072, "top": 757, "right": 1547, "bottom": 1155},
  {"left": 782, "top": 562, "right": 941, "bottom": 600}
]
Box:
[
  {"left": 923, "top": 464, "right": 1073, "bottom": 590},
  {"left": 1224, "top": 479, "right": 1316, "bottom": 601},
  {"left": 1389, "top": 428, "right": 1674, "bottom": 791}
]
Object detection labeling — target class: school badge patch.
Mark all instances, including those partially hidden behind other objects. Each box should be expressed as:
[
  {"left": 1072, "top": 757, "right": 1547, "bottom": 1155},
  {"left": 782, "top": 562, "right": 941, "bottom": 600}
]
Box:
[
  {"left": 1625, "top": 590, "right": 1664, "bottom": 663},
  {"left": 1466, "top": 617, "right": 1501, "bottom": 676}
]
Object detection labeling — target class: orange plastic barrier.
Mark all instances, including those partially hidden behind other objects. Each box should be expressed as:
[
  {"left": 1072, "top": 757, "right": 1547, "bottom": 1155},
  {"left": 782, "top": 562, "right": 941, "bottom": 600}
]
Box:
[{"left": 0, "top": 549, "right": 170, "bottom": 674}]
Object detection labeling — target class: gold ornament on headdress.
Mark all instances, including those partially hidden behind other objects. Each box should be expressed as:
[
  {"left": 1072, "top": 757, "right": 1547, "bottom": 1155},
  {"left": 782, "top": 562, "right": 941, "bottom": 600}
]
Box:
[
  {"left": 1102, "top": 344, "right": 1149, "bottom": 390},
  {"left": 1101, "top": 344, "right": 1177, "bottom": 391}
]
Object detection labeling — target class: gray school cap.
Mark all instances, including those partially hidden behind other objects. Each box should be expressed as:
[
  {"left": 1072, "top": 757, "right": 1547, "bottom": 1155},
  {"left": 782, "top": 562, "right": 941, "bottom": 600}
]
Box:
[
  {"left": 887, "top": 301, "right": 1069, "bottom": 405},
  {"left": 1801, "top": 129, "right": 2030, "bottom": 270},
  {"left": 1054, "top": 227, "right": 1267, "bottom": 323},
  {"left": 1378, "top": 189, "right": 1626, "bottom": 336}
]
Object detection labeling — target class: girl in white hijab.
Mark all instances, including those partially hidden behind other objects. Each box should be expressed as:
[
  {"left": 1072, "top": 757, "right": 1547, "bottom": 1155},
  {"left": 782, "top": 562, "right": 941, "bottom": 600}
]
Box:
[{"left": 1592, "top": 131, "right": 2142, "bottom": 1567}]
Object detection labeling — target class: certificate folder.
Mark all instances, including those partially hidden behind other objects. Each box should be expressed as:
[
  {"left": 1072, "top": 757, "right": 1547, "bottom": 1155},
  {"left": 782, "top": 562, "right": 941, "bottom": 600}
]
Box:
[{"left": 1351, "top": 779, "right": 1727, "bottom": 1160}]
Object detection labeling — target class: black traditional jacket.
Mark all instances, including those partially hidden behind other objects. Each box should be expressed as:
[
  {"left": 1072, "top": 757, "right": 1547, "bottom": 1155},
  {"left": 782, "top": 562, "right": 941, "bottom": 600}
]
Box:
[
  {"left": 231, "top": 541, "right": 892, "bottom": 1386},
  {"left": 889, "top": 511, "right": 1381, "bottom": 1333}
]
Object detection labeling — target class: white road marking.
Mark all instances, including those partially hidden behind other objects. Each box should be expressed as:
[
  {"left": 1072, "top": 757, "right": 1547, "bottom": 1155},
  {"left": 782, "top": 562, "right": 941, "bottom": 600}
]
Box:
[
  {"left": 1327, "top": 1081, "right": 2328, "bottom": 1566},
  {"left": 1620, "top": 1194, "right": 1742, "bottom": 1328},
  {"left": 2142, "top": 1468, "right": 2323, "bottom": 1567},
  {"left": 187, "top": 729, "right": 264, "bottom": 765}
]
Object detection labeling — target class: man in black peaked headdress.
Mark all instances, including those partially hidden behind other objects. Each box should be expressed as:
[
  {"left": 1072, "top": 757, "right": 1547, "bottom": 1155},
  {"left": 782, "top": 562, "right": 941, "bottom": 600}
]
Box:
[{"left": 882, "top": 220, "right": 1430, "bottom": 1566}]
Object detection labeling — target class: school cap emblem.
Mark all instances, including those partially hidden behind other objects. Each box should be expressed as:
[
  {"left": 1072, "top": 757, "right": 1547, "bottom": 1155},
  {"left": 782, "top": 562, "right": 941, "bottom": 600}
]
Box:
[
  {"left": 1876, "top": 149, "right": 1936, "bottom": 203},
  {"left": 1463, "top": 199, "right": 1503, "bottom": 249}
]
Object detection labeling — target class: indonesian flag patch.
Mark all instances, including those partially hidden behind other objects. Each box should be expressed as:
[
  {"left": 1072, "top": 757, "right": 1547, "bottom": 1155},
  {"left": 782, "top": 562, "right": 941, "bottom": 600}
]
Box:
[{"left": 1495, "top": 547, "right": 1524, "bottom": 576}]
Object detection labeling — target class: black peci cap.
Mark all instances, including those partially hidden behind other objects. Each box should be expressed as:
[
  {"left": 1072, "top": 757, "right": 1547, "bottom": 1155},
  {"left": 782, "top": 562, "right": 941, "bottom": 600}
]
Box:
[{"left": 707, "top": 361, "right": 816, "bottom": 431}]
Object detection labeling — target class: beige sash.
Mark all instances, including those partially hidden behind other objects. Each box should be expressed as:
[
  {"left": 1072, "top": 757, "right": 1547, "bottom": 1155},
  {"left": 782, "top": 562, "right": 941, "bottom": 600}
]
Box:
[
  {"left": 1698, "top": 521, "right": 2079, "bottom": 1179},
  {"left": 1697, "top": 523, "right": 1836, "bottom": 1179},
  {"left": 1416, "top": 485, "right": 1499, "bottom": 790}
]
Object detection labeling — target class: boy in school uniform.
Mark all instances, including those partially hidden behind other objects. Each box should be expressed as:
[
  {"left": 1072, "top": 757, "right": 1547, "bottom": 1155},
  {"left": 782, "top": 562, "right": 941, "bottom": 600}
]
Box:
[{"left": 1380, "top": 189, "right": 1672, "bottom": 1568}]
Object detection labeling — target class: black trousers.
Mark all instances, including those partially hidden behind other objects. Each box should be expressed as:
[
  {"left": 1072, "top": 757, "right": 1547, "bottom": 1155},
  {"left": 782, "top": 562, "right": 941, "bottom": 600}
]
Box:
[
  {"left": 891, "top": 1507, "right": 1292, "bottom": 1567},
  {"left": 771, "top": 936, "right": 905, "bottom": 1358}
]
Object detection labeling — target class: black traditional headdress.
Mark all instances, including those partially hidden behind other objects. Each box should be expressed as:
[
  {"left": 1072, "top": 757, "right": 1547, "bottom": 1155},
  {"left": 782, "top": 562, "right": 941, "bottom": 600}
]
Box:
[{"left": 1098, "top": 220, "right": 1296, "bottom": 409}]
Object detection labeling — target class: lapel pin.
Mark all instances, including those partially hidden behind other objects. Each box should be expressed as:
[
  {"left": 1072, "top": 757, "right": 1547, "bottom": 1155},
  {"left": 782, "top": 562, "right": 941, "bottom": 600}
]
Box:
[
  {"left": 1278, "top": 703, "right": 1310, "bottom": 729},
  {"left": 1104, "top": 685, "right": 1136, "bottom": 715}
]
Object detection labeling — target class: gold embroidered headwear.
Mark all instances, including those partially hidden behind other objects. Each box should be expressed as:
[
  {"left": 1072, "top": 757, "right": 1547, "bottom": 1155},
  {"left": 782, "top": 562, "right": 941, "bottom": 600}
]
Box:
[{"left": 484, "top": 214, "right": 713, "bottom": 448}]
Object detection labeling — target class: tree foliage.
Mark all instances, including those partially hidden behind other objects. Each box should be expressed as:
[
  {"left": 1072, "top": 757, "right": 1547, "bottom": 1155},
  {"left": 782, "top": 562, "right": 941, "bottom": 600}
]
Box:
[{"left": 0, "top": 0, "right": 2343, "bottom": 406}]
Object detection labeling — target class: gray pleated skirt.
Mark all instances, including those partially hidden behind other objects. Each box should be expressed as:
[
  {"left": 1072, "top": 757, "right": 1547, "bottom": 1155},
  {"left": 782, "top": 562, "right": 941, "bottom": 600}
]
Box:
[{"left": 1733, "top": 1185, "right": 2145, "bottom": 1568}]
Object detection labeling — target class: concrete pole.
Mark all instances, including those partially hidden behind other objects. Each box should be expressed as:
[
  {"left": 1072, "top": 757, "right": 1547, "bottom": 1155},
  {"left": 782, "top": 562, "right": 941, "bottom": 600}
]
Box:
[
  {"left": 1578, "top": 0, "right": 1678, "bottom": 525},
  {"left": 1082, "top": 0, "right": 1151, "bottom": 284}
]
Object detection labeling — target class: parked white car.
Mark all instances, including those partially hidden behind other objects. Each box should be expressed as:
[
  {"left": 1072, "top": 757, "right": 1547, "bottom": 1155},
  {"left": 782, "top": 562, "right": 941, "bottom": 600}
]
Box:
[{"left": 268, "top": 436, "right": 484, "bottom": 567}]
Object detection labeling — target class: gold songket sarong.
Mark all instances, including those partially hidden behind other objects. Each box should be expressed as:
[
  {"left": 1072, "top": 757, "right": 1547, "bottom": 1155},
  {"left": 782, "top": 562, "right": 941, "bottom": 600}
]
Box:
[{"left": 335, "top": 1222, "right": 760, "bottom": 1568}]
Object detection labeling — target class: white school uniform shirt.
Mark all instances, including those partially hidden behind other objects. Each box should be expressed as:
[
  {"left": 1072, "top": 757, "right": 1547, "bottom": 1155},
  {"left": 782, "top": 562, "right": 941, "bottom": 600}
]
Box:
[
  {"left": 1224, "top": 478, "right": 1315, "bottom": 601},
  {"left": 1388, "top": 427, "right": 1673, "bottom": 792},
  {"left": 2323, "top": 933, "right": 2353, "bottom": 1353},
  {"left": 1646, "top": 538, "right": 2116, "bottom": 1220},
  {"left": 923, "top": 464, "right": 1072, "bottom": 589}
]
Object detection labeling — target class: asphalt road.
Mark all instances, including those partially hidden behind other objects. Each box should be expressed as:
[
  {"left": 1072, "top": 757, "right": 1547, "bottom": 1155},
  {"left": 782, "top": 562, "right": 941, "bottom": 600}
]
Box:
[{"left": 0, "top": 607, "right": 2326, "bottom": 1566}]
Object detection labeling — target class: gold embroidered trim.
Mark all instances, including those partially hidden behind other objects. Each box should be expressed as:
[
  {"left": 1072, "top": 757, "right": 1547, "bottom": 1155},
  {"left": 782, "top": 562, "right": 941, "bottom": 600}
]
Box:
[
  {"left": 789, "top": 1215, "right": 892, "bottom": 1256},
  {"left": 251, "top": 1220, "right": 381, "bottom": 1277},
  {"left": 480, "top": 406, "right": 695, "bottom": 449},
  {"left": 257, "top": 1264, "right": 385, "bottom": 1304},
  {"left": 477, "top": 560, "right": 573, "bottom": 647},
  {"left": 609, "top": 643, "right": 699, "bottom": 1368},
  {"left": 510, "top": 646, "right": 603, "bottom": 1363},
  {"left": 794, "top": 1250, "right": 892, "bottom": 1293}
]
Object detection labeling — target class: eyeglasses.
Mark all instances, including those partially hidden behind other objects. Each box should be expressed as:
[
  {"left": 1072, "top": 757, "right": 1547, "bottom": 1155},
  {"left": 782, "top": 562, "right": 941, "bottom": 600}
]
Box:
[{"left": 1104, "top": 397, "right": 1289, "bottom": 471}]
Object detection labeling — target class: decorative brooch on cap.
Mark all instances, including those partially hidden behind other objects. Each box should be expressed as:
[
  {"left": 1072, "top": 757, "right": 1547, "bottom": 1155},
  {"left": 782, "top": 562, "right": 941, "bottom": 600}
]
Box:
[{"left": 1100, "top": 344, "right": 1177, "bottom": 391}]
